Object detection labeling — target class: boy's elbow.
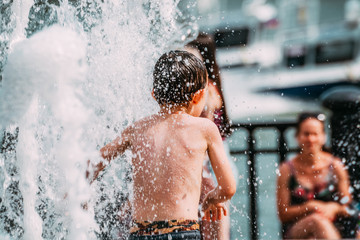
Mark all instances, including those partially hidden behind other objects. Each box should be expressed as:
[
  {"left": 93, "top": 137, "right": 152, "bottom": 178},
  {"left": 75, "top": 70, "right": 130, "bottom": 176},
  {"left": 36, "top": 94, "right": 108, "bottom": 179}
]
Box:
[
  {"left": 222, "top": 184, "right": 236, "bottom": 199},
  {"left": 228, "top": 185, "right": 236, "bottom": 197},
  {"left": 228, "top": 177, "right": 237, "bottom": 196}
]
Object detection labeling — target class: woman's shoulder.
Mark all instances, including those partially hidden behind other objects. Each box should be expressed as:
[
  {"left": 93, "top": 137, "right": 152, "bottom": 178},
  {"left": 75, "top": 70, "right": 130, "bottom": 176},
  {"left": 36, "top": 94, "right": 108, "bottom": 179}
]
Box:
[
  {"left": 278, "top": 159, "right": 294, "bottom": 178},
  {"left": 319, "top": 152, "right": 348, "bottom": 179},
  {"left": 328, "top": 154, "right": 346, "bottom": 171},
  {"left": 322, "top": 152, "right": 342, "bottom": 167},
  {"left": 280, "top": 156, "right": 297, "bottom": 169}
]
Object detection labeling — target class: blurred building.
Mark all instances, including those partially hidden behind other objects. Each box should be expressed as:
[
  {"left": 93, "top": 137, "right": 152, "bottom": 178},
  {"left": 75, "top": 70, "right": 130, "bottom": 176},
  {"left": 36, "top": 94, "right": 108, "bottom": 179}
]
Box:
[{"left": 192, "top": 0, "right": 360, "bottom": 121}]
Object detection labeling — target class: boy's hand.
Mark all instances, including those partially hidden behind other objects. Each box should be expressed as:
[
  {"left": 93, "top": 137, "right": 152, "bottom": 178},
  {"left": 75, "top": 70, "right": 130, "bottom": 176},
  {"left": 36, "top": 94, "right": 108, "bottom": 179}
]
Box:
[{"left": 202, "top": 202, "right": 227, "bottom": 221}]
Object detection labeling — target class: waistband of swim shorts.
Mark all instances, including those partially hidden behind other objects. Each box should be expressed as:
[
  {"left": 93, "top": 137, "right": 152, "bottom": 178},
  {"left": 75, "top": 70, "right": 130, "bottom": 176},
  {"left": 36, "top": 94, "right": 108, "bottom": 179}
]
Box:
[{"left": 129, "top": 219, "right": 200, "bottom": 236}]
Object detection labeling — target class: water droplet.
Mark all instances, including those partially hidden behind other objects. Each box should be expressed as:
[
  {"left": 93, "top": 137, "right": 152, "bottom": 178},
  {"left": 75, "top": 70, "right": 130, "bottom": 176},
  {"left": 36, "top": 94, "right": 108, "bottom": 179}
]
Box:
[{"left": 340, "top": 196, "right": 350, "bottom": 204}]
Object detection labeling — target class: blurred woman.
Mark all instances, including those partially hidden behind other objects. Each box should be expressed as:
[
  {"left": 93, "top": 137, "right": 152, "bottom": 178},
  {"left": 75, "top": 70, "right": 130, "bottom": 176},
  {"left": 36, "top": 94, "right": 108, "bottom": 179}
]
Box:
[
  {"left": 186, "top": 33, "right": 237, "bottom": 240},
  {"left": 277, "top": 112, "right": 356, "bottom": 239}
]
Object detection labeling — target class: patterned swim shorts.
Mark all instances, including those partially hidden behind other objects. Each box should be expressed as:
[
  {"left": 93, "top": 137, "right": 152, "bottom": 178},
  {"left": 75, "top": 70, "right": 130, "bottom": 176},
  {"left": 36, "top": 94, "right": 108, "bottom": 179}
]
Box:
[{"left": 129, "top": 218, "right": 200, "bottom": 236}]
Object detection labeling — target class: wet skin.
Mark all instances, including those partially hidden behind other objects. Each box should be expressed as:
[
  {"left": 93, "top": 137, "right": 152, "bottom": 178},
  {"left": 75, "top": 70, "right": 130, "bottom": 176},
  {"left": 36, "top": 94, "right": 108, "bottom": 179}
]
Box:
[{"left": 95, "top": 88, "right": 236, "bottom": 222}]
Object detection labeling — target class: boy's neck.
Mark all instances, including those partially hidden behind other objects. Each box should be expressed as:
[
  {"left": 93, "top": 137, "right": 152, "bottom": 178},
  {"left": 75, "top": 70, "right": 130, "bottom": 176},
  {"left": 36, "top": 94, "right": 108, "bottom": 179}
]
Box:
[{"left": 158, "top": 104, "right": 191, "bottom": 116}]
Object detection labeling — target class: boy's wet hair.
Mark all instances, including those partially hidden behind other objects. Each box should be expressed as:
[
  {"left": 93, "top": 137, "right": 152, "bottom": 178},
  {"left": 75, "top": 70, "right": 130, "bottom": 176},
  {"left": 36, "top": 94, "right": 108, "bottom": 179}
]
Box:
[{"left": 153, "top": 50, "right": 207, "bottom": 106}]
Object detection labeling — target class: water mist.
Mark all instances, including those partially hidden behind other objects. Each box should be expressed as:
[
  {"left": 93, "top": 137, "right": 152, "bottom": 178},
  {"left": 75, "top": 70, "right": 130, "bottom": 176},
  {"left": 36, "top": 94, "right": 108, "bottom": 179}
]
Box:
[{"left": 0, "top": 0, "right": 198, "bottom": 239}]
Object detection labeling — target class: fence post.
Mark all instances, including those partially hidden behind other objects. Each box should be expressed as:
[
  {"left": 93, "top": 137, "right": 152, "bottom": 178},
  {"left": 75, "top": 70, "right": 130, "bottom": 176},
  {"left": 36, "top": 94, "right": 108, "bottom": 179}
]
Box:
[
  {"left": 247, "top": 126, "right": 258, "bottom": 240},
  {"left": 231, "top": 123, "right": 297, "bottom": 240},
  {"left": 278, "top": 126, "right": 288, "bottom": 163}
]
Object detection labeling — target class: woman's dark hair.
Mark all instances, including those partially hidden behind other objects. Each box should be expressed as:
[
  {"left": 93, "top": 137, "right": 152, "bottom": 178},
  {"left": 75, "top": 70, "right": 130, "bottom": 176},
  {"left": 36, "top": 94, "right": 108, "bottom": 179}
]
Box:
[
  {"left": 296, "top": 112, "right": 326, "bottom": 136},
  {"left": 186, "top": 32, "right": 232, "bottom": 138},
  {"left": 153, "top": 50, "right": 207, "bottom": 106}
]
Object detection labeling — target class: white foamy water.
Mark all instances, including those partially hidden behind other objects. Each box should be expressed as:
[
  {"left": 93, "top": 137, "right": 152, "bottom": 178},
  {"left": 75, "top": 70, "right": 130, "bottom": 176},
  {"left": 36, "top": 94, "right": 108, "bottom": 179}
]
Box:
[
  {"left": 2, "top": 25, "right": 96, "bottom": 239},
  {"left": 0, "top": 0, "right": 197, "bottom": 238}
]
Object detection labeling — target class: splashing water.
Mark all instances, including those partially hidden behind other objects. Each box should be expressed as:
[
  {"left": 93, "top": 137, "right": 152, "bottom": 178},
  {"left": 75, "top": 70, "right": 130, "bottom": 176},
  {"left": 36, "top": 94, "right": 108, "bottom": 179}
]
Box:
[{"left": 0, "top": 0, "right": 198, "bottom": 239}]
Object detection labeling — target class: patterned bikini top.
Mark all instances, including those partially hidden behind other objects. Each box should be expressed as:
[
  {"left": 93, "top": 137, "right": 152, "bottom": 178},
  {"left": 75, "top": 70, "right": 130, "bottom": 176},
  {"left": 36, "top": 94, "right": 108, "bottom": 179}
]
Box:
[{"left": 287, "top": 159, "right": 339, "bottom": 205}]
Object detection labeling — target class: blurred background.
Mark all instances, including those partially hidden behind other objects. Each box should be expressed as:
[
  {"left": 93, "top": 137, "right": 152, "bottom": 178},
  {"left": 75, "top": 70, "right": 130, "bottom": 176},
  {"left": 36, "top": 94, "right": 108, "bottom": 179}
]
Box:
[
  {"left": 189, "top": 0, "right": 360, "bottom": 121},
  {"left": 0, "top": 0, "right": 359, "bottom": 239},
  {"left": 186, "top": 0, "right": 360, "bottom": 239}
]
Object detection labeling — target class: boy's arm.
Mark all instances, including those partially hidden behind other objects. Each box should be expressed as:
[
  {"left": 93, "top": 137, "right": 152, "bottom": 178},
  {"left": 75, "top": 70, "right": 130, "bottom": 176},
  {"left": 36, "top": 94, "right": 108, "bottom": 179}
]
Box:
[
  {"left": 202, "top": 120, "right": 236, "bottom": 215},
  {"left": 87, "top": 127, "right": 132, "bottom": 183}
]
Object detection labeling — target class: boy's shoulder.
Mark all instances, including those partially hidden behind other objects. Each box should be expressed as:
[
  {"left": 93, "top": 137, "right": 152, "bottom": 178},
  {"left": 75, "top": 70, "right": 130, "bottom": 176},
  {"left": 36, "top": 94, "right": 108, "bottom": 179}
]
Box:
[
  {"left": 189, "top": 114, "right": 216, "bottom": 126},
  {"left": 128, "top": 113, "right": 218, "bottom": 132},
  {"left": 125, "top": 114, "right": 167, "bottom": 132},
  {"left": 185, "top": 115, "right": 220, "bottom": 136},
  {"left": 124, "top": 115, "right": 157, "bottom": 131}
]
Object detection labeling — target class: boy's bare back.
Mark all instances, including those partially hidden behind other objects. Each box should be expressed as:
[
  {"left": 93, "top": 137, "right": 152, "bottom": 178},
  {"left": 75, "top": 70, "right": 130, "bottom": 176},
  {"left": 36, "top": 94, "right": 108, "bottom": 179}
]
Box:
[
  {"left": 125, "top": 113, "right": 224, "bottom": 221},
  {"left": 92, "top": 51, "right": 236, "bottom": 234}
]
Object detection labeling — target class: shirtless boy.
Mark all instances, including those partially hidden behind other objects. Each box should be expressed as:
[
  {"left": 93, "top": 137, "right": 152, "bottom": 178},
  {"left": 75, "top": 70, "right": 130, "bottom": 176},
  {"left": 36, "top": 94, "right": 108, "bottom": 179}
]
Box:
[{"left": 89, "top": 50, "right": 236, "bottom": 239}]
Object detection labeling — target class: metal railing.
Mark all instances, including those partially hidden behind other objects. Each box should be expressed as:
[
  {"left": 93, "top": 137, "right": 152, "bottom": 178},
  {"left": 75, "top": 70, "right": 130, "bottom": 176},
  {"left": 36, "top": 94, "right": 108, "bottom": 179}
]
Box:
[
  {"left": 1, "top": 122, "right": 299, "bottom": 239},
  {"left": 230, "top": 122, "right": 299, "bottom": 240}
]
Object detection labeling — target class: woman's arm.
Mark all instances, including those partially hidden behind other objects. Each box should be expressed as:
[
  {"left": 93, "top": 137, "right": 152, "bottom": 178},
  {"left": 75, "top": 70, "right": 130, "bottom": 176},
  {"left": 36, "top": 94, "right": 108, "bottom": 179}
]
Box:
[
  {"left": 276, "top": 162, "right": 322, "bottom": 223},
  {"left": 327, "top": 158, "right": 352, "bottom": 216},
  {"left": 309, "top": 159, "right": 352, "bottom": 220},
  {"left": 333, "top": 158, "right": 352, "bottom": 204}
]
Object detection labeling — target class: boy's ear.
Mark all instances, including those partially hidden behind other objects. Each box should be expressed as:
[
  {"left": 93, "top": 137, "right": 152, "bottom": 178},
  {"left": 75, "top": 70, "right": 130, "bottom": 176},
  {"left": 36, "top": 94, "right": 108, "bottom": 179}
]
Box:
[{"left": 192, "top": 88, "right": 205, "bottom": 104}]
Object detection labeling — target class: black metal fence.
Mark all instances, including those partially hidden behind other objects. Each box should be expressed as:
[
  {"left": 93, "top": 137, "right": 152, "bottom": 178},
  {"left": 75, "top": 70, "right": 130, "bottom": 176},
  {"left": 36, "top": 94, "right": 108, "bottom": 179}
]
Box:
[{"left": 230, "top": 122, "right": 299, "bottom": 240}]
